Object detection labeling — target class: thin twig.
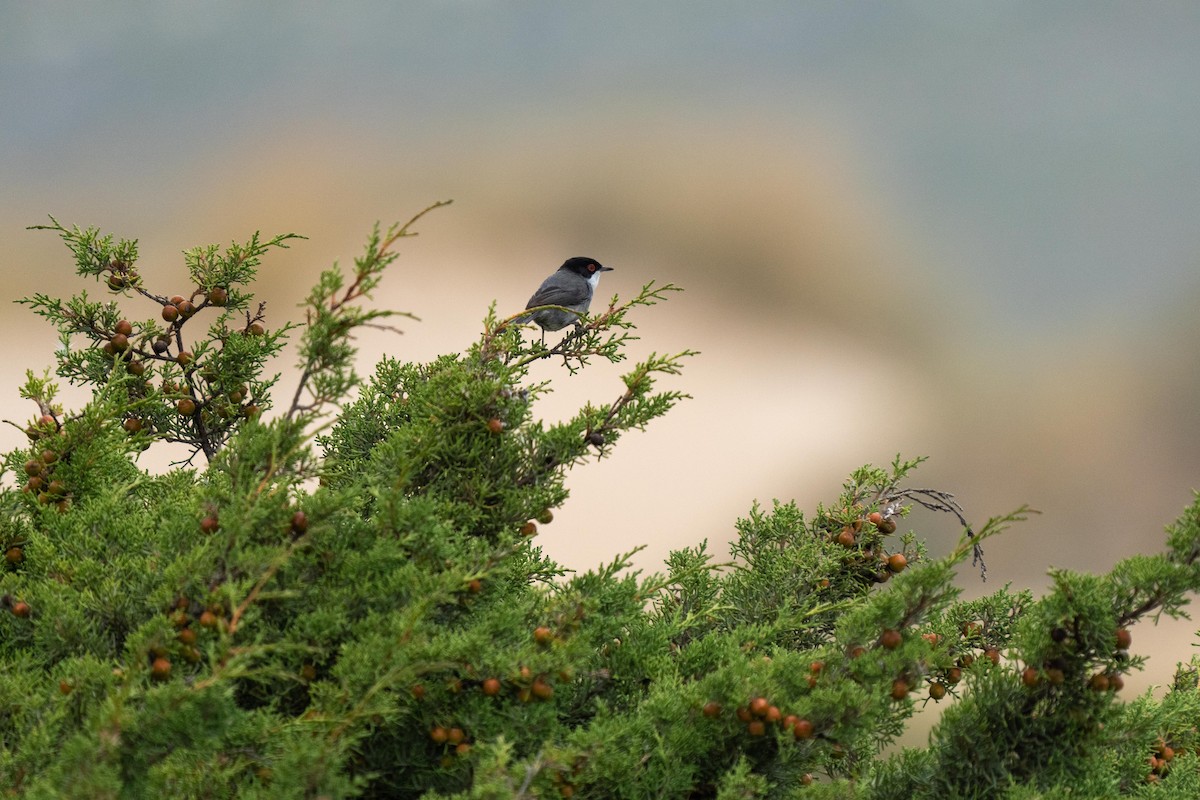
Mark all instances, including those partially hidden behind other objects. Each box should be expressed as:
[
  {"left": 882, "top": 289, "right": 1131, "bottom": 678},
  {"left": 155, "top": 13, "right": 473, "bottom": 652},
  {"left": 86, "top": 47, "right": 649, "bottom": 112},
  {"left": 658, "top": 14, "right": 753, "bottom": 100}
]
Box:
[{"left": 881, "top": 485, "right": 988, "bottom": 580}]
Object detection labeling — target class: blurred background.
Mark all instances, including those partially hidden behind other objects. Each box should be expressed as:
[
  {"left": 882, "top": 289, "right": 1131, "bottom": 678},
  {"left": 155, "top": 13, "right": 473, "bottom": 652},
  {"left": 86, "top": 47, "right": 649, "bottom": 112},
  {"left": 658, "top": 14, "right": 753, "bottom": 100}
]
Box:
[{"left": 3, "top": 3, "right": 1200, "bottom": 706}]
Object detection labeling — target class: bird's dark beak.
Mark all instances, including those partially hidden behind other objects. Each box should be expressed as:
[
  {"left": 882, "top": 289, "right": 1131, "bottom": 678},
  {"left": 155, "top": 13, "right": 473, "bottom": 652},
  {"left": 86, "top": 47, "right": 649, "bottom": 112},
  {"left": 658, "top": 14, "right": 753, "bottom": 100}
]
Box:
[{"left": 599, "top": 265, "right": 614, "bottom": 272}]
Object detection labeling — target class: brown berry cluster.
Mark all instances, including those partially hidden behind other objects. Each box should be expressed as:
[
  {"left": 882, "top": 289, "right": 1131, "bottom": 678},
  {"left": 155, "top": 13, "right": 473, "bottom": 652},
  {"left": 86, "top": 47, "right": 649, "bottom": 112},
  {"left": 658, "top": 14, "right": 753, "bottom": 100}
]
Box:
[
  {"left": 913, "top": 633, "right": 956, "bottom": 698},
  {"left": 854, "top": 636, "right": 925, "bottom": 702},
  {"left": 859, "top": 630, "right": 956, "bottom": 698},
  {"left": 20, "top": 432, "right": 71, "bottom": 513},
  {"left": 94, "top": 319, "right": 157, "bottom": 432},
  {"left": 926, "top": 620, "right": 1001, "bottom": 688},
  {"left": 99, "top": 277, "right": 265, "bottom": 449},
  {"left": 549, "top": 762, "right": 585, "bottom": 798},
  {"left": 159, "top": 594, "right": 229, "bottom": 671},
  {"left": 828, "top": 508, "right": 912, "bottom": 585},
  {"left": 101, "top": 318, "right": 135, "bottom": 358},
  {"left": 1146, "top": 737, "right": 1179, "bottom": 784},
  {"left": 515, "top": 664, "right": 560, "bottom": 703},
  {"left": 411, "top": 651, "right": 576, "bottom": 711},
  {"left": 429, "top": 724, "right": 473, "bottom": 764},
  {"left": 418, "top": 664, "right": 580, "bottom": 768},
  {"left": 160, "top": 372, "right": 260, "bottom": 427},
  {"left": 837, "top": 632, "right": 954, "bottom": 705},
  {"left": 104, "top": 259, "right": 129, "bottom": 290},
  {"left": 712, "top": 693, "right": 821, "bottom": 744},
  {"left": 517, "top": 510, "right": 554, "bottom": 538},
  {"left": 1019, "top": 624, "right": 1131, "bottom": 693}
]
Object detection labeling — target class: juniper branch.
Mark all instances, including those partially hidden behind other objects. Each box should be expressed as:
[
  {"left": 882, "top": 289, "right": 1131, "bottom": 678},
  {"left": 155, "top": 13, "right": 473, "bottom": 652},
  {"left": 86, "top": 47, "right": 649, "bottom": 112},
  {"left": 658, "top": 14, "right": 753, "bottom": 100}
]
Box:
[{"left": 287, "top": 200, "right": 451, "bottom": 421}]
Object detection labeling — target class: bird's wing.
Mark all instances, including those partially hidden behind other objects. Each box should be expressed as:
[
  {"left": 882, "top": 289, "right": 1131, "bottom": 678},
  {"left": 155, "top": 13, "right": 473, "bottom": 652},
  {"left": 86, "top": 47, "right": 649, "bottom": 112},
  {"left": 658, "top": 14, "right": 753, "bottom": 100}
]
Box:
[{"left": 525, "top": 277, "right": 589, "bottom": 309}]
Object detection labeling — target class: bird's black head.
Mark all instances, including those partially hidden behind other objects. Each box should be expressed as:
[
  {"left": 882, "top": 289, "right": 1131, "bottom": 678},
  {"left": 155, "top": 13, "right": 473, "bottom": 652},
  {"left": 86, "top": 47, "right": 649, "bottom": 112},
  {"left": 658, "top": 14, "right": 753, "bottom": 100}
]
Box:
[{"left": 559, "top": 257, "right": 613, "bottom": 277}]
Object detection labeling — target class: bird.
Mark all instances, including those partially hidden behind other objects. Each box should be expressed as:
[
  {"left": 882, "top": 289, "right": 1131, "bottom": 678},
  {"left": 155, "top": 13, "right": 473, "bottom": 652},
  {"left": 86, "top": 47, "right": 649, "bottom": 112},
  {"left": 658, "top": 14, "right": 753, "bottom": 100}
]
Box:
[{"left": 522, "top": 257, "right": 613, "bottom": 343}]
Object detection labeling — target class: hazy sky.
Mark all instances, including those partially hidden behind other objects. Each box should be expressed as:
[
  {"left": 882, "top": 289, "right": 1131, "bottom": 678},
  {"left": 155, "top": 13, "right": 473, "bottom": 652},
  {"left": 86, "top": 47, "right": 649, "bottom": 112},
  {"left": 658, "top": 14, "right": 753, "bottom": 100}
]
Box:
[{"left": 5, "top": 4, "right": 1200, "bottom": 324}]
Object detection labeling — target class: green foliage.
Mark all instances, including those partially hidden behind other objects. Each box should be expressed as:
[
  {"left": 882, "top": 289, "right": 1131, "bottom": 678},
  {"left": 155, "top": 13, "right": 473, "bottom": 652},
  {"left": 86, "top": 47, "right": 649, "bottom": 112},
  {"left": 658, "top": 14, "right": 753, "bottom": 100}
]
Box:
[
  {"left": 20, "top": 216, "right": 303, "bottom": 462},
  {"left": 3, "top": 211, "right": 1200, "bottom": 799},
  {"left": 871, "top": 493, "right": 1200, "bottom": 800},
  {"left": 290, "top": 202, "right": 451, "bottom": 421}
]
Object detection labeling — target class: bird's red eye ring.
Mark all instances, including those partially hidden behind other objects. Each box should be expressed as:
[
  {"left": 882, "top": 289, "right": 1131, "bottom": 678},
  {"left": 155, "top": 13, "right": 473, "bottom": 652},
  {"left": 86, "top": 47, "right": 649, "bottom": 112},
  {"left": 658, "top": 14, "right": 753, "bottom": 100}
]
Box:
[{"left": 588, "top": 264, "right": 597, "bottom": 272}]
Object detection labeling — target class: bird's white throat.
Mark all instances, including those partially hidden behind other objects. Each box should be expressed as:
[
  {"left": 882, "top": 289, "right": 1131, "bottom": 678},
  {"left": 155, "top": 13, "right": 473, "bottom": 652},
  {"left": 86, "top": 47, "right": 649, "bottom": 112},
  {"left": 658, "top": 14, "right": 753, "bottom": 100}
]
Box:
[{"left": 587, "top": 271, "right": 602, "bottom": 290}]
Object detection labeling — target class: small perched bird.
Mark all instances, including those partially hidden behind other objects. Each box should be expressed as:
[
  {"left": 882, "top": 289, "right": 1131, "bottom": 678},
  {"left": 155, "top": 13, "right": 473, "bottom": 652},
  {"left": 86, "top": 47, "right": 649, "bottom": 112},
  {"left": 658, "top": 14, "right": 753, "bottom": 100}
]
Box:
[{"left": 522, "top": 257, "right": 613, "bottom": 341}]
